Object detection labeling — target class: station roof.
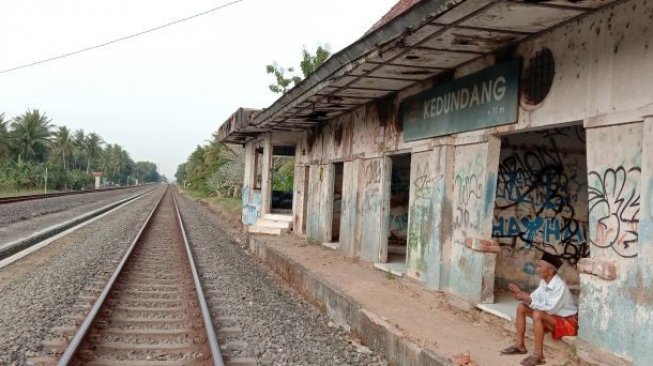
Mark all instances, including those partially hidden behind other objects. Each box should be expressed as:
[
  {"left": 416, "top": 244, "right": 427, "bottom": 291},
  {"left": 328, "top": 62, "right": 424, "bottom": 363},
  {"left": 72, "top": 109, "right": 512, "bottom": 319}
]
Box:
[{"left": 219, "top": 0, "right": 621, "bottom": 144}]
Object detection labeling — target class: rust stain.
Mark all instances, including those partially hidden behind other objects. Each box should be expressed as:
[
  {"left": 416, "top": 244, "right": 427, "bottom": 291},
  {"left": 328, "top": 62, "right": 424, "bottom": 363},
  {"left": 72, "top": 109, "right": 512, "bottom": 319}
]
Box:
[
  {"left": 375, "top": 95, "right": 395, "bottom": 129},
  {"left": 451, "top": 33, "right": 516, "bottom": 48},
  {"left": 334, "top": 122, "right": 344, "bottom": 148}
]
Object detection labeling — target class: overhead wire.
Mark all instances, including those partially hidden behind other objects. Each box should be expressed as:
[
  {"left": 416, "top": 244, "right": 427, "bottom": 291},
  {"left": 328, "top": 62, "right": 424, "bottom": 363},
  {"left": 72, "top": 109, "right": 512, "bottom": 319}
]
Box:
[{"left": 0, "top": 0, "right": 243, "bottom": 75}]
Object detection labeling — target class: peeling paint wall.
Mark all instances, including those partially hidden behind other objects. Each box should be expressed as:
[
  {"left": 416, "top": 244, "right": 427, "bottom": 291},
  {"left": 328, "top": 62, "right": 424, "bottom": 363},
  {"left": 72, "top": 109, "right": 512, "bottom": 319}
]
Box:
[
  {"left": 292, "top": 164, "right": 308, "bottom": 234},
  {"left": 448, "top": 139, "right": 500, "bottom": 303},
  {"left": 492, "top": 126, "right": 589, "bottom": 291},
  {"left": 581, "top": 122, "right": 643, "bottom": 362},
  {"left": 406, "top": 145, "right": 453, "bottom": 290},
  {"left": 361, "top": 157, "right": 389, "bottom": 262},
  {"left": 241, "top": 141, "right": 262, "bottom": 226},
  {"left": 513, "top": 0, "right": 653, "bottom": 130},
  {"left": 634, "top": 117, "right": 653, "bottom": 365},
  {"left": 340, "top": 160, "right": 362, "bottom": 257}
]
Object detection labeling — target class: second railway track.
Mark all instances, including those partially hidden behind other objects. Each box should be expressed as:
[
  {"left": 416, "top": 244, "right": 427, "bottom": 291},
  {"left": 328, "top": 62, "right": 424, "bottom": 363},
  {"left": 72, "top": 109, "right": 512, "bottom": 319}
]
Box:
[{"left": 57, "top": 187, "right": 223, "bottom": 366}]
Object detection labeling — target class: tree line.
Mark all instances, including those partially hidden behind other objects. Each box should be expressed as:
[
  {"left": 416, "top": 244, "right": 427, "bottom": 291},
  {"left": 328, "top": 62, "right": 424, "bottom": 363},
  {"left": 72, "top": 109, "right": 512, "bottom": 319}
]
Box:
[
  {"left": 175, "top": 133, "right": 244, "bottom": 198},
  {"left": 0, "top": 109, "right": 162, "bottom": 191}
]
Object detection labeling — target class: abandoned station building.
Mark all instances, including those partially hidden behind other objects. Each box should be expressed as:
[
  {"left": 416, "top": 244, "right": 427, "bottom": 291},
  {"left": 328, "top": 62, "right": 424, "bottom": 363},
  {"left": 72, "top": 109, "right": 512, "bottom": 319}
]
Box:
[{"left": 218, "top": 0, "right": 653, "bottom": 364}]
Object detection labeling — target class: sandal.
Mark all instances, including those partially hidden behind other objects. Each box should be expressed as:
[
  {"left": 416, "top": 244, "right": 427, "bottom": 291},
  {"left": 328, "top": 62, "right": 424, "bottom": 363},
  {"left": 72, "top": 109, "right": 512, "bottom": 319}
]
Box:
[
  {"left": 500, "top": 345, "right": 528, "bottom": 355},
  {"left": 520, "top": 354, "right": 546, "bottom": 366}
]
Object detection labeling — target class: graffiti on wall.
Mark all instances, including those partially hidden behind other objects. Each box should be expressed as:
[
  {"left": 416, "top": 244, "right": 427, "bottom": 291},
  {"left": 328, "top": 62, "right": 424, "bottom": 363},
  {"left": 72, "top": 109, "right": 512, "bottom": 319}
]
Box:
[
  {"left": 588, "top": 166, "right": 641, "bottom": 258},
  {"left": 408, "top": 162, "right": 434, "bottom": 270},
  {"left": 365, "top": 159, "right": 381, "bottom": 184},
  {"left": 455, "top": 173, "right": 483, "bottom": 230},
  {"left": 493, "top": 145, "right": 589, "bottom": 264}
]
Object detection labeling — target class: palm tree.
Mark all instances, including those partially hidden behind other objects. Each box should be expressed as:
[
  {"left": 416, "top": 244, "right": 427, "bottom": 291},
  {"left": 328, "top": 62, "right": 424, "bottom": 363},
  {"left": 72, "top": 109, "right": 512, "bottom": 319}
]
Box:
[
  {"left": 84, "top": 132, "right": 103, "bottom": 174},
  {"left": 52, "top": 126, "right": 73, "bottom": 169},
  {"left": 72, "top": 129, "right": 85, "bottom": 170},
  {"left": 10, "top": 109, "right": 53, "bottom": 161}
]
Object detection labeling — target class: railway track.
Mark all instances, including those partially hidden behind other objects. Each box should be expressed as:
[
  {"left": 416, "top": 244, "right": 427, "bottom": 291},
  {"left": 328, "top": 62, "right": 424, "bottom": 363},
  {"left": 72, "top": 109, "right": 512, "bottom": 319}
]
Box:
[
  {"left": 57, "top": 186, "right": 223, "bottom": 366},
  {"left": 0, "top": 185, "right": 150, "bottom": 205}
]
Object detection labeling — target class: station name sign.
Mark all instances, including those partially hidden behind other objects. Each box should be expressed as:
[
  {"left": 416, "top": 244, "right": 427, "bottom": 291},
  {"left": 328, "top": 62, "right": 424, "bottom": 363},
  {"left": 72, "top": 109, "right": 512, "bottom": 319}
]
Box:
[{"left": 402, "top": 59, "right": 520, "bottom": 141}]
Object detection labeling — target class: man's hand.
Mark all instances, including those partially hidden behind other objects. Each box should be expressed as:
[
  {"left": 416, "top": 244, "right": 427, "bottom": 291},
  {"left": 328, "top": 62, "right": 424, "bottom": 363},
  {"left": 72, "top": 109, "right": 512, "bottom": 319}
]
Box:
[
  {"left": 508, "top": 283, "right": 521, "bottom": 293},
  {"left": 508, "top": 283, "right": 532, "bottom": 304},
  {"left": 514, "top": 291, "right": 530, "bottom": 302}
]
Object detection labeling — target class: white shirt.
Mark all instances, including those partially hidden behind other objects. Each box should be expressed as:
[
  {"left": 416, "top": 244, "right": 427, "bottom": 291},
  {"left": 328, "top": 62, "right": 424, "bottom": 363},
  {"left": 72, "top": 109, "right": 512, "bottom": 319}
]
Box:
[{"left": 529, "top": 274, "right": 578, "bottom": 317}]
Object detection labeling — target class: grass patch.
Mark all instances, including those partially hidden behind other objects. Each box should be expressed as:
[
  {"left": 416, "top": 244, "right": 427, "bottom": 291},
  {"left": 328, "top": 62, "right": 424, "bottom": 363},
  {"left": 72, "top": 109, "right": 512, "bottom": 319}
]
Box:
[
  {"left": 384, "top": 271, "right": 397, "bottom": 280},
  {"left": 212, "top": 197, "right": 242, "bottom": 214},
  {"left": 306, "top": 238, "right": 321, "bottom": 246},
  {"left": 182, "top": 189, "right": 242, "bottom": 214},
  {"left": 185, "top": 189, "right": 209, "bottom": 200}
]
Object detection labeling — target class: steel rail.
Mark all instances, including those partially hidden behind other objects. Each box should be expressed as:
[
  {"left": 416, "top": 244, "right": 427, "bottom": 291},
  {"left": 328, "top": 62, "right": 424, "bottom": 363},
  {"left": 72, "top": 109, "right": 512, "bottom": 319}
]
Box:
[
  {"left": 57, "top": 186, "right": 224, "bottom": 365},
  {"left": 0, "top": 184, "right": 151, "bottom": 205},
  {"left": 57, "top": 186, "right": 167, "bottom": 365},
  {"left": 172, "top": 190, "right": 225, "bottom": 366}
]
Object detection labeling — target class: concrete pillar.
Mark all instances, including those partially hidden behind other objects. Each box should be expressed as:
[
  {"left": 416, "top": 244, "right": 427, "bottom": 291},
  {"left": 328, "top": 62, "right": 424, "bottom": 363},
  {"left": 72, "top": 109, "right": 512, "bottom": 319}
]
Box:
[
  {"left": 261, "top": 136, "right": 273, "bottom": 215},
  {"left": 94, "top": 176, "right": 101, "bottom": 189},
  {"left": 634, "top": 116, "right": 653, "bottom": 365}
]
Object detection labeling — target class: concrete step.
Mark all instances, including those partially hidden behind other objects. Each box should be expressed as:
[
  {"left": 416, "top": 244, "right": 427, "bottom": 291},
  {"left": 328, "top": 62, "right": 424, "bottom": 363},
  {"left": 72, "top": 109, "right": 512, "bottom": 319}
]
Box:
[
  {"left": 255, "top": 218, "right": 291, "bottom": 229},
  {"left": 248, "top": 226, "right": 283, "bottom": 235},
  {"left": 262, "top": 213, "right": 293, "bottom": 222}
]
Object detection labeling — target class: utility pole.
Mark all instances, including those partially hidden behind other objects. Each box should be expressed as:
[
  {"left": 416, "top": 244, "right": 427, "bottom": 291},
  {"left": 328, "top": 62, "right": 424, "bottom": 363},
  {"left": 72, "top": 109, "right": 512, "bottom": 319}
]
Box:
[{"left": 44, "top": 166, "right": 48, "bottom": 194}]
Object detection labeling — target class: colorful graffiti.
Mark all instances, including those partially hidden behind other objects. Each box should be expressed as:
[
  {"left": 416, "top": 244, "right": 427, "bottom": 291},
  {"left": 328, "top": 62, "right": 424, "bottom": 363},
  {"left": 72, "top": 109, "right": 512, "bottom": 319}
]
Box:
[
  {"left": 493, "top": 143, "right": 588, "bottom": 263},
  {"left": 588, "top": 166, "right": 641, "bottom": 258}
]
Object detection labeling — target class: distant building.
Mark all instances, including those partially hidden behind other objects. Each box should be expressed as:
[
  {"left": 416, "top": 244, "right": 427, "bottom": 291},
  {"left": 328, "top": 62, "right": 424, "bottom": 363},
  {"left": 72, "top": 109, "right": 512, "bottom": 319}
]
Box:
[{"left": 218, "top": 0, "right": 653, "bottom": 364}]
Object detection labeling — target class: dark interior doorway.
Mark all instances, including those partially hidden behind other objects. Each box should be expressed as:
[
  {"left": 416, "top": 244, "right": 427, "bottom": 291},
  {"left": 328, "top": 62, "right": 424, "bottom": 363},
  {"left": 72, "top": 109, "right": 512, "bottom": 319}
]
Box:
[
  {"left": 332, "top": 162, "right": 344, "bottom": 242},
  {"left": 388, "top": 154, "right": 411, "bottom": 263}
]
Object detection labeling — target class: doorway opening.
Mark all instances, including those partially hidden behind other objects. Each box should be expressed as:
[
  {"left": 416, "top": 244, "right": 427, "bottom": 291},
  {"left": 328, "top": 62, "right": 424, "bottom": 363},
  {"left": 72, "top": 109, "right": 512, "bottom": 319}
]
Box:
[
  {"left": 375, "top": 153, "right": 411, "bottom": 275},
  {"left": 481, "top": 125, "right": 588, "bottom": 318},
  {"left": 270, "top": 145, "right": 295, "bottom": 213},
  {"left": 331, "top": 162, "right": 344, "bottom": 243}
]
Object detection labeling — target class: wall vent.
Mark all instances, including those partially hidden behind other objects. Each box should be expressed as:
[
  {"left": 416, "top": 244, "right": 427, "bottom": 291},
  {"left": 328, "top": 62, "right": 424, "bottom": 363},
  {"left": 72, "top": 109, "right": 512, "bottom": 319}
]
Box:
[{"left": 523, "top": 48, "right": 555, "bottom": 105}]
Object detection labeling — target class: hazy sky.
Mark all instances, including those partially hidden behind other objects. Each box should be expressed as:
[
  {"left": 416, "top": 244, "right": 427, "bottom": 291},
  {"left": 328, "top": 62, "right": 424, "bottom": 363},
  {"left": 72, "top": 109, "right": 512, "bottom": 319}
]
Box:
[{"left": 0, "top": 0, "right": 397, "bottom": 179}]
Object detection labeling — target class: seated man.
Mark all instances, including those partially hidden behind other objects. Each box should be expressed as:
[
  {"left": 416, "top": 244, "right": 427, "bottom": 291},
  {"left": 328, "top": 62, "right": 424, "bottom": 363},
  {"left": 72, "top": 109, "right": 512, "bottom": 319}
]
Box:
[{"left": 500, "top": 252, "right": 578, "bottom": 366}]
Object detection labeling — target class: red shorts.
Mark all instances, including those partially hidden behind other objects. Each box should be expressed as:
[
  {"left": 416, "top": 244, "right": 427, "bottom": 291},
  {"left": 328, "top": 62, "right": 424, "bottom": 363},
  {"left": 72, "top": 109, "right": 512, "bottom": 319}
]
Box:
[{"left": 552, "top": 314, "right": 578, "bottom": 340}]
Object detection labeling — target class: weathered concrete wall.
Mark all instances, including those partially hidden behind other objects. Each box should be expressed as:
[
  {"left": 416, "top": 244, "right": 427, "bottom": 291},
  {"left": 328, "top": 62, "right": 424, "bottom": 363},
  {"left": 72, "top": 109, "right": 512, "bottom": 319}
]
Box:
[
  {"left": 448, "top": 139, "right": 500, "bottom": 303},
  {"left": 260, "top": 136, "right": 272, "bottom": 215},
  {"left": 512, "top": 0, "right": 653, "bottom": 130},
  {"left": 634, "top": 117, "right": 653, "bottom": 365},
  {"left": 305, "top": 164, "right": 336, "bottom": 243},
  {"left": 340, "top": 159, "right": 362, "bottom": 257},
  {"left": 292, "top": 164, "right": 308, "bottom": 235},
  {"left": 406, "top": 145, "right": 454, "bottom": 290},
  {"left": 242, "top": 141, "right": 262, "bottom": 226},
  {"left": 361, "top": 157, "right": 390, "bottom": 262},
  {"left": 581, "top": 122, "right": 642, "bottom": 362},
  {"left": 492, "top": 127, "right": 588, "bottom": 291}
]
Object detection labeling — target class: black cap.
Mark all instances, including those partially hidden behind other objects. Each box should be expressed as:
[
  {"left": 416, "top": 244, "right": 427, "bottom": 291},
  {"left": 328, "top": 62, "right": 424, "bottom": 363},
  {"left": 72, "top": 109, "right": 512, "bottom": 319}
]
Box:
[{"left": 541, "top": 252, "right": 563, "bottom": 270}]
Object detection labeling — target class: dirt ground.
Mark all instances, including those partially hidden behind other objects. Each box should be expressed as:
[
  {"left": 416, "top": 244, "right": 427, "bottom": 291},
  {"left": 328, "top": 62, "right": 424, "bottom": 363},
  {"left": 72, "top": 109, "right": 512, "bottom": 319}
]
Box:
[{"left": 192, "top": 195, "right": 578, "bottom": 366}]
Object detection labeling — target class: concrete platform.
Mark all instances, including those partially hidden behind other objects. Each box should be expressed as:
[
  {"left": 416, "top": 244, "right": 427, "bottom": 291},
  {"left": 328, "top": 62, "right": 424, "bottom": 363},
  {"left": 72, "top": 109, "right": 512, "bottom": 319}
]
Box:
[
  {"left": 247, "top": 226, "right": 283, "bottom": 235},
  {"left": 245, "top": 233, "right": 572, "bottom": 366}
]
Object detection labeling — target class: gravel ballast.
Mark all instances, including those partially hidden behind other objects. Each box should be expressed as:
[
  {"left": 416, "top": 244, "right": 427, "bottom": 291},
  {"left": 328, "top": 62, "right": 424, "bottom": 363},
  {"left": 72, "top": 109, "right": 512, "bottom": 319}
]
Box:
[
  {"left": 176, "top": 193, "right": 387, "bottom": 366},
  {"left": 0, "top": 185, "right": 154, "bottom": 227},
  {"left": 0, "top": 187, "right": 165, "bottom": 365}
]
